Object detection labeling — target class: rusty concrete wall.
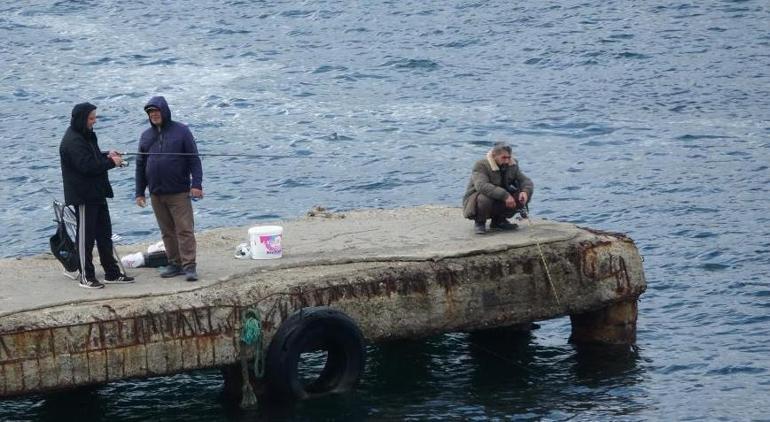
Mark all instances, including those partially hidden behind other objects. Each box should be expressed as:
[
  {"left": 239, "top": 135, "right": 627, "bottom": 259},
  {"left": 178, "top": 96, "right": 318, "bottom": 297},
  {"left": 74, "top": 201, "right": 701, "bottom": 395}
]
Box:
[
  {"left": 253, "top": 228, "right": 646, "bottom": 342},
  {"left": 1, "top": 306, "right": 240, "bottom": 396},
  {"left": 0, "top": 229, "right": 644, "bottom": 397}
]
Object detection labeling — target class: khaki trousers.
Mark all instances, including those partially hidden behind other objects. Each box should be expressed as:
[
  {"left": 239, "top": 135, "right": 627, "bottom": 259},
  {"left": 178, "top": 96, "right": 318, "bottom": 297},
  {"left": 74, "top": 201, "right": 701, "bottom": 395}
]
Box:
[{"left": 150, "top": 192, "right": 196, "bottom": 269}]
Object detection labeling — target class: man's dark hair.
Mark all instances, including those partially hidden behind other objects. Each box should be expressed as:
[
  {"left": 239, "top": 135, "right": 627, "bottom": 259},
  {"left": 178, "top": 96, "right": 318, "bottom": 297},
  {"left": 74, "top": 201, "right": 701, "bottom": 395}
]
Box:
[{"left": 491, "top": 142, "right": 512, "bottom": 156}]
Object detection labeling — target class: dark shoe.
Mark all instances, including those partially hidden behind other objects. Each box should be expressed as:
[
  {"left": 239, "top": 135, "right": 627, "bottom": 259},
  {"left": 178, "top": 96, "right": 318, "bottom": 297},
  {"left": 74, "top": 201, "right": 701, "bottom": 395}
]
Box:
[
  {"left": 161, "top": 264, "right": 184, "bottom": 278},
  {"left": 184, "top": 265, "right": 198, "bottom": 282},
  {"left": 104, "top": 273, "right": 135, "bottom": 284},
  {"left": 491, "top": 219, "right": 518, "bottom": 231},
  {"left": 474, "top": 222, "right": 487, "bottom": 235},
  {"left": 79, "top": 275, "right": 105, "bottom": 289}
]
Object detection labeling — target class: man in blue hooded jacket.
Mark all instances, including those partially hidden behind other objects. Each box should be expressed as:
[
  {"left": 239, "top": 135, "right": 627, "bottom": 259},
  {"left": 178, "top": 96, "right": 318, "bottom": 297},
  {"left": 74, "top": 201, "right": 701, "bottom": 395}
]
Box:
[{"left": 135, "top": 96, "right": 203, "bottom": 281}]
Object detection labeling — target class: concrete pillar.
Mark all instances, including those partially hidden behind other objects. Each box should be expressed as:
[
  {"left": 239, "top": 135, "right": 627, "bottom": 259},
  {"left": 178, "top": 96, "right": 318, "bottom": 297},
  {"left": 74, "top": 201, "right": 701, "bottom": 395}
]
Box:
[
  {"left": 220, "top": 362, "right": 265, "bottom": 405},
  {"left": 569, "top": 299, "right": 638, "bottom": 345}
]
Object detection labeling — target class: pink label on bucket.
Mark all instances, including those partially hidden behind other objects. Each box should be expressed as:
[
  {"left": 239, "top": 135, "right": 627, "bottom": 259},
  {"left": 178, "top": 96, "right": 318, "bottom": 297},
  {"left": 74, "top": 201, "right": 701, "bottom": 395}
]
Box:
[{"left": 259, "top": 234, "right": 282, "bottom": 254}]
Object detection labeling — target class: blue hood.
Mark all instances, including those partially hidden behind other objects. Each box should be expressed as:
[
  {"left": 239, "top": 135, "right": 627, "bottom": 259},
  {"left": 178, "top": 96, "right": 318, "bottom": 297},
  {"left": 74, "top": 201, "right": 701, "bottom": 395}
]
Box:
[{"left": 144, "top": 96, "right": 172, "bottom": 126}]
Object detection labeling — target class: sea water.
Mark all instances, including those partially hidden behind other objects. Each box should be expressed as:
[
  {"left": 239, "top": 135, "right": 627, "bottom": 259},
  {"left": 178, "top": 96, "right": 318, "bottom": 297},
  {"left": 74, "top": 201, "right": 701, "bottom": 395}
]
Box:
[{"left": 1, "top": 1, "right": 769, "bottom": 420}]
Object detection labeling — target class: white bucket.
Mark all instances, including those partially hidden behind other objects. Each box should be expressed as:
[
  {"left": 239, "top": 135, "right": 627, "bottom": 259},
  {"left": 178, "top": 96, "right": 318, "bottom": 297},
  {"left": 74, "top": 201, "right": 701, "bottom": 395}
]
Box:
[{"left": 248, "top": 225, "right": 283, "bottom": 259}]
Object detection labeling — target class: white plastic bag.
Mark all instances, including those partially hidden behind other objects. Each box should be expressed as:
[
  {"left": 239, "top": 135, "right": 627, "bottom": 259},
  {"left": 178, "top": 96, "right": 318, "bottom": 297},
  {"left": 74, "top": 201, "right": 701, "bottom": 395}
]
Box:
[
  {"left": 147, "top": 241, "right": 165, "bottom": 254},
  {"left": 234, "top": 243, "right": 251, "bottom": 259},
  {"left": 121, "top": 252, "right": 145, "bottom": 268}
]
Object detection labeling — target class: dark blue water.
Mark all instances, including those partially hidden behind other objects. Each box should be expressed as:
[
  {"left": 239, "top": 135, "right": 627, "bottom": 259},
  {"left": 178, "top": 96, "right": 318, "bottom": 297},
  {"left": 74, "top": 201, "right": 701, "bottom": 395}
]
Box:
[{"left": 2, "top": 0, "right": 769, "bottom": 420}]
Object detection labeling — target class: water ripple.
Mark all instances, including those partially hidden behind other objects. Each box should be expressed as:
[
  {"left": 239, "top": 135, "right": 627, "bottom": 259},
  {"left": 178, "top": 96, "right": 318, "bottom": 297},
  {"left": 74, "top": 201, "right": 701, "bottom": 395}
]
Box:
[{"left": 1, "top": 0, "right": 770, "bottom": 420}]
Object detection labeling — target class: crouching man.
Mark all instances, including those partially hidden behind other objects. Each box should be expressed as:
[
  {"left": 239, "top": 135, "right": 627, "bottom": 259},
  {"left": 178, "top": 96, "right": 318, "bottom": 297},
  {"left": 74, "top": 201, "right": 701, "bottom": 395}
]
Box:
[{"left": 462, "top": 142, "right": 534, "bottom": 234}]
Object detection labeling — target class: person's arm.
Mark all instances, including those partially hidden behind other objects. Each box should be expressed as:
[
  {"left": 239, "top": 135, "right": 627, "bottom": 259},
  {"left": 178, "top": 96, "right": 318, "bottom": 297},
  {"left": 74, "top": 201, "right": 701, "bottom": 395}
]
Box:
[
  {"left": 472, "top": 162, "right": 509, "bottom": 201},
  {"left": 66, "top": 139, "right": 115, "bottom": 176},
  {"left": 135, "top": 137, "right": 149, "bottom": 207},
  {"left": 184, "top": 128, "right": 203, "bottom": 198},
  {"left": 512, "top": 165, "right": 534, "bottom": 205}
]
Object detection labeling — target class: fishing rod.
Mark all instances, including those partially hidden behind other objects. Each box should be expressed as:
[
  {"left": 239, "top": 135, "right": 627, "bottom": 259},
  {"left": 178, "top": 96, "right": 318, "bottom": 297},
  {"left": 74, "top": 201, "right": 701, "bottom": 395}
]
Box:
[
  {"left": 114, "top": 151, "right": 315, "bottom": 167},
  {"left": 119, "top": 151, "right": 305, "bottom": 159}
]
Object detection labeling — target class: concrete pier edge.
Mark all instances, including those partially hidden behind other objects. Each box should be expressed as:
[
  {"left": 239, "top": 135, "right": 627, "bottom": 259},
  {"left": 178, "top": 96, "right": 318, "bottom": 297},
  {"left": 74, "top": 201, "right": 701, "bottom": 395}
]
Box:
[{"left": 0, "top": 206, "right": 646, "bottom": 398}]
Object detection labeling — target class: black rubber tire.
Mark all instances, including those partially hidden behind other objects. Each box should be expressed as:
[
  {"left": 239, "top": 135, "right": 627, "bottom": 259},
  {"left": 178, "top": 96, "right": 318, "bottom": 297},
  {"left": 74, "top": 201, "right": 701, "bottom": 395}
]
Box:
[{"left": 265, "top": 307, "right": 366, "bottom": 400}]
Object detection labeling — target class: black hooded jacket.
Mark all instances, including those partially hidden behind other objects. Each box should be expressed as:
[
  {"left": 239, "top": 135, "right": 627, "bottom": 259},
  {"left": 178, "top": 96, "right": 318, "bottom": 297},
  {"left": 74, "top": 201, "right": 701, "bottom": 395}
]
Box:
[{"left": 59, "top": 102, "right": 116, "bottom": 206}]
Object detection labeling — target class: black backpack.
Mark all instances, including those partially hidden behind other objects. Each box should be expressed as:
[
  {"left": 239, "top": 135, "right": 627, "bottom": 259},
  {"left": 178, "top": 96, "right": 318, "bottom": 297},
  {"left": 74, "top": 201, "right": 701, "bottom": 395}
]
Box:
[{"left": 49, "top": 201, "right": 80, "bottom": 273}]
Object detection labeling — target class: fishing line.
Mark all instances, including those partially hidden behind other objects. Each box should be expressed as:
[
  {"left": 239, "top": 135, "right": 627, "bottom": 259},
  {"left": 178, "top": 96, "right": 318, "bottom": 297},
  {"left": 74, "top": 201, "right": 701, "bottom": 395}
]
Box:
[
  {"left": 522, "top": 206, "right": 561, "bottom": 306},
  {"left": 119, "top": 151, "right": 305, "bottom": 159},
  {"left": 114, "top": 151, "right": 315, "bottom": 167}
]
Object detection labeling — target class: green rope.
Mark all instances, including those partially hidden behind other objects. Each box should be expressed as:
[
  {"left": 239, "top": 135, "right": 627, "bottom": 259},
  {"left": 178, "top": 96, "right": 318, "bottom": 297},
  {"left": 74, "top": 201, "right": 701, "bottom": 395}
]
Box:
[
  {"left": 241, "top": 315, "right": 261, "bottom": 344},
  {"left": 241, "top": 309, "right": 265, "bottom": 378},
  {"left": 238, "top": 308, "right": 264, "bottom": 409}
]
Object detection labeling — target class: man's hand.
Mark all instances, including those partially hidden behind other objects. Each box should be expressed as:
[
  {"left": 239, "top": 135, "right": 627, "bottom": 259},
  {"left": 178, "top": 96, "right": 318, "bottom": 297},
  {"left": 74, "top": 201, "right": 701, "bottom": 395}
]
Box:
[
  {"left": 518, "top": 191, "right": 529, "bottom": 206},
  {"left": 110, "top": 155, "right": 124, "bottom": 167},
  {"left": 107, "top": 150, "right": 120, "bottom": 158},
  {"left": 136, "top": 196, "right": 146, "bottom": 208},
  {"left": 504, "top": 195, "right": 517, "bottom": 209},
  {"left": 190, "top": 188, "right": 204, "bottom": 200}
]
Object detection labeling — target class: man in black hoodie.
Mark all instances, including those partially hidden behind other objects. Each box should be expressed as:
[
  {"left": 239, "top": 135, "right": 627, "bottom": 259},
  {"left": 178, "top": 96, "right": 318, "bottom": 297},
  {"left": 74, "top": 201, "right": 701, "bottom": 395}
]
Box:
[{"left": 60, "top": 102, "right": 134, "bottom": 289}]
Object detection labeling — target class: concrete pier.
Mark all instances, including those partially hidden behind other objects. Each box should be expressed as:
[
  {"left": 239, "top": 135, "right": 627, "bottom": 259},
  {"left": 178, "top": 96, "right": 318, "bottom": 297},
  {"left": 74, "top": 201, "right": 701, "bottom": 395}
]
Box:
[{"left": 0, "top": 206, "right": 646, "bottom": 398}]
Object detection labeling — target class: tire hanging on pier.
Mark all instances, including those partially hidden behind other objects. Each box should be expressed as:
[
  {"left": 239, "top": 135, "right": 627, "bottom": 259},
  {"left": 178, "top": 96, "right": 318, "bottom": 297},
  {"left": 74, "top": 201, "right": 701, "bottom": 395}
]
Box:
[{"left": 265, "top": 307, "right": 366, "bottom": 400}]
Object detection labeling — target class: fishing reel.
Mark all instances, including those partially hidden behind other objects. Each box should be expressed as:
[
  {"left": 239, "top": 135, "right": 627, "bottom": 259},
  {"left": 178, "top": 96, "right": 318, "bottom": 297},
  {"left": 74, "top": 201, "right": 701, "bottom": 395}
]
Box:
[{"left": 109, "top": 151, "right": 130, "bottom": 168}]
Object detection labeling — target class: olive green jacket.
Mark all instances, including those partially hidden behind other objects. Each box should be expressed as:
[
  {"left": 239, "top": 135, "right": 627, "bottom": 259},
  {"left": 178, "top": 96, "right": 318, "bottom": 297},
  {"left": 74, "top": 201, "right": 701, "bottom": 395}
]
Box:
[{"left": 462, "top": 151, "right": 534, "bottom": 219}]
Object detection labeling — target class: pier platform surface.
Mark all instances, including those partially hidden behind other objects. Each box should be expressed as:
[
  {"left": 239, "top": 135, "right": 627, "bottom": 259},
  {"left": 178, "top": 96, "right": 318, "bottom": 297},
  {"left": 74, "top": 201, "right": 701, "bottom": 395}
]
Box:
[
  {"left": 1, "top": 206, "right": 581, "bottom": 317},
  {"left": 0, "top": 206, "right": 646, "bottom": 397}
]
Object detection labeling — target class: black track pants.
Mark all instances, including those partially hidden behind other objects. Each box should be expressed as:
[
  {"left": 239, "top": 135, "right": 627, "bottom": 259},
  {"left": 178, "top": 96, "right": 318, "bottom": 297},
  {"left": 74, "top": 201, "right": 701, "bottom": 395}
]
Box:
[{"left": 76, "top": 203, "right": 120, "bottom": 279}]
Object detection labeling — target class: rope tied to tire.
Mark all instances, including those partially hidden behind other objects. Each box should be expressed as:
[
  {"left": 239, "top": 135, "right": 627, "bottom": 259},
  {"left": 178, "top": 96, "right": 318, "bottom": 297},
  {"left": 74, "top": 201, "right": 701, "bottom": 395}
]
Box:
[
  {"left": 239, "top": 308, "right": 264, "bottom": 409},
  {"left": 241, "top": 308, "right": 266, "bottom": 378}
]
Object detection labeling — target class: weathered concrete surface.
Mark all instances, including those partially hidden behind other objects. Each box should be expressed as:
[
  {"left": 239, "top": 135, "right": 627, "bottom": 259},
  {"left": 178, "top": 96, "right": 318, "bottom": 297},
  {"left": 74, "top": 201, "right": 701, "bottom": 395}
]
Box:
[{"left": 0, "top": 206, "right": 646, "bottom": 397}]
